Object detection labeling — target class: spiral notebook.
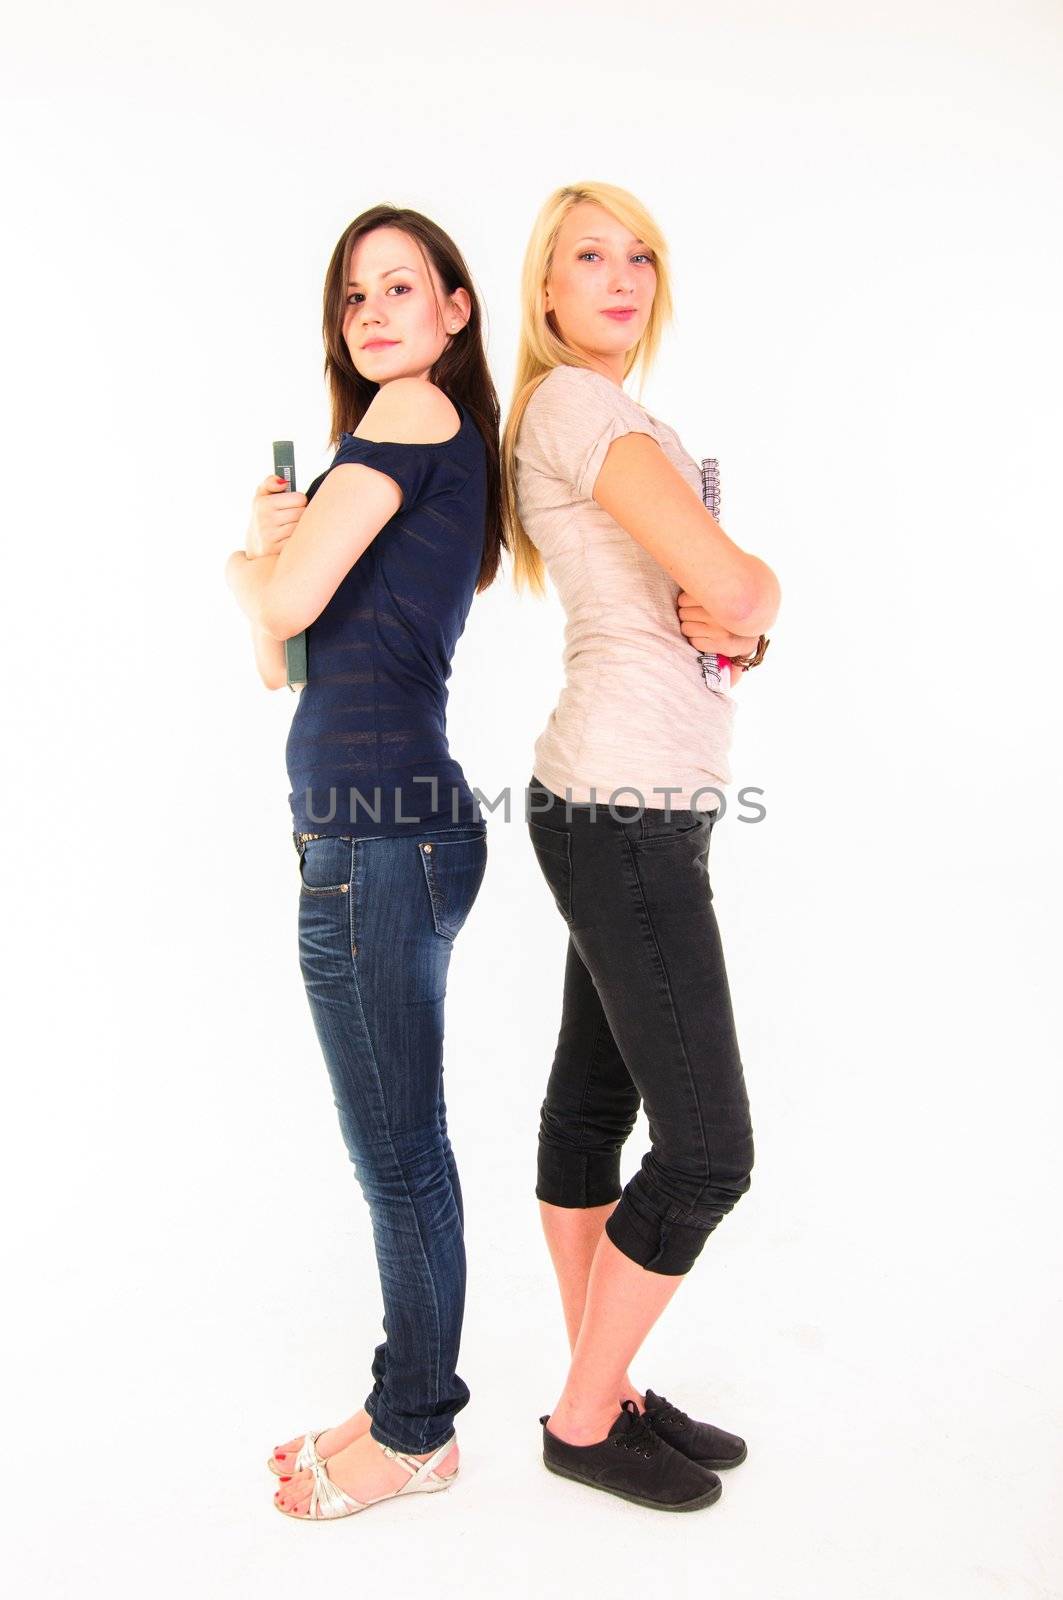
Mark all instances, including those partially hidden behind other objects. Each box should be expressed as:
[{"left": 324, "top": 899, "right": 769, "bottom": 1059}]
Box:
[{"left": 694, "top": 457, "right": 732, "bottom": 693}]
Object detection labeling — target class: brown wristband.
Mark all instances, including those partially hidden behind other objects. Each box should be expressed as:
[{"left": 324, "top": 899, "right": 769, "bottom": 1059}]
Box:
[{"left": 729, "top": 634, "right": 770, "bottom": 671}]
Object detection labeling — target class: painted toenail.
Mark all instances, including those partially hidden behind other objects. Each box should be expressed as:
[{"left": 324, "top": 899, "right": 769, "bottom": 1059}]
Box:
[{"left": 279, "top": 1476, "right": 290, "bottom": 1482}]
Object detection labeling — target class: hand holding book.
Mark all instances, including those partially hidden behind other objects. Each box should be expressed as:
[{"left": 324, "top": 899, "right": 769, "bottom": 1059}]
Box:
[
  {"left": 245, "top": 472, "right": 307, "bottom": 560},
  {"left": 676, "top": 592, "right": 760, "bottom": 689}
]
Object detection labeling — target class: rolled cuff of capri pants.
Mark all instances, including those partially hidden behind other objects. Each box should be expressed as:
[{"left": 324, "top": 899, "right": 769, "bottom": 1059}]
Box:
[
  {"left": 605, "top": 1191, "right": 712, "bottom": 1276},
  {"left": 536, "top": 1140, "right": 624, "bottom": 1208}
]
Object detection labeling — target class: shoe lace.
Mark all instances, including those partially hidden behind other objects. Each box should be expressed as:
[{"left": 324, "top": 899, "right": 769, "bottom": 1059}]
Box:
[
  {"left": 612, "top": 1400, "right": 661, "bottom": 1458},
  {"left": 649, "top": 1395, "right": 690, "bottom": 1430}
]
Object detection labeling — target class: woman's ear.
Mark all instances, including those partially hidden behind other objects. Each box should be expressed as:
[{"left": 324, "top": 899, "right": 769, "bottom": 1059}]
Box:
[{"left": 449, "top": 285, "right": 472, "bottom": 332}]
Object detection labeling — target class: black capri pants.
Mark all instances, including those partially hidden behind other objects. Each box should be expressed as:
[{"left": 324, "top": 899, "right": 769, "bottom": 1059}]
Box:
[{"left": 526, "top": 774, "right": 754, "bottom": 1276}]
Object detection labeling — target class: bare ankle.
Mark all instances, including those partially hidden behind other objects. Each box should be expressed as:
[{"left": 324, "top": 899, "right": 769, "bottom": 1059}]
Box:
[{"left": 547, "top": 1397, "right": 620, "bottom": 1446}]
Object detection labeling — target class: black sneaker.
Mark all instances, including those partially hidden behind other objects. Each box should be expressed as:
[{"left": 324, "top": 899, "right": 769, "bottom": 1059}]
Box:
[
  {"left": 642, "top": 1388, "right": 748, "bottom": 1469},
  {"left": 539, "top": 1399, "right": 723, "bottom": 1511}
]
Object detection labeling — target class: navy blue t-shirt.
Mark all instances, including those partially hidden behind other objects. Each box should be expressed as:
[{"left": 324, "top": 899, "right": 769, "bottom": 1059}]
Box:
[{"left": 285, "top": 400, "right": 486, "bottom": 838}]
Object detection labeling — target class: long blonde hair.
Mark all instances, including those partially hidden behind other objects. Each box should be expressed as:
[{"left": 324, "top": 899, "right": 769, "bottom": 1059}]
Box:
[{"left": 501, "top": 182, "right": 675, "bottom": 595}]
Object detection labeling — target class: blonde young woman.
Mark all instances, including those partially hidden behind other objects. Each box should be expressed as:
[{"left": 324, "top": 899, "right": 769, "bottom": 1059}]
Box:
[{"left": 503, "top": 182, "right": 780, "bottom": 1512}]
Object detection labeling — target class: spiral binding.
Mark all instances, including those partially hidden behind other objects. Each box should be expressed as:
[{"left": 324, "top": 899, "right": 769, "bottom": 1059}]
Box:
[
  {"left": 700, "top": 457, "right": 720, "bottom": 522},
  {"left": 694, "top": 457, "right": 726, "bottom": 692}
]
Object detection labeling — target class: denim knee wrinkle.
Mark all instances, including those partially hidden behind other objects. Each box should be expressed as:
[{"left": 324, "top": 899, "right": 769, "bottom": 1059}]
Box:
[
  {"left": 526, "top": 774, "right": 754, "bottom": 1276},
  {"left": 293, "top": 819, "right": 488, "bottom": 1453}
]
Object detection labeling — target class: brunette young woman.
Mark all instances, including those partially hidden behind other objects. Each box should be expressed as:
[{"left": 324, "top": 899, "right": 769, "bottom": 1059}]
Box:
[
  {"left": 502, "top": 181, "right": 780, "bottom": 1512},
  {"left": 225, "top": 205, "right": 503, "bottom": 1522}
]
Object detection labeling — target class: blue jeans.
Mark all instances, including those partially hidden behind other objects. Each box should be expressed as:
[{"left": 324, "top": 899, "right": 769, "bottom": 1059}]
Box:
[{"left": 293, "top": 820, "right": 488, "bottom": 1453}]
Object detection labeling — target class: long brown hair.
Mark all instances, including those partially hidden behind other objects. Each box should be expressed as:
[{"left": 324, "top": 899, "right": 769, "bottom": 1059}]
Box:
[
  {"left": 500, "top": 182, "right": 674, "bottom": 595},
  {"left": 321, "top": 204, "right": 505, "bottom": 593}
]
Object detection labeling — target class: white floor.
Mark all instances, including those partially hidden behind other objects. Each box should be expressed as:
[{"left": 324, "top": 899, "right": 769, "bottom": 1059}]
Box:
[
  {"left": 7, "top": 851, "right": 1061, "bottom": 1599},
  {"left": 8, "top": 1192, "right": 1060, "bottom": 1599}
]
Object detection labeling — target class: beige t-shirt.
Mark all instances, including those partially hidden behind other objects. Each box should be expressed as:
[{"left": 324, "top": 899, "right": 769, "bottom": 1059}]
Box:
[{"left": 514, "top": 363, "right": 736, "bottom": 812}]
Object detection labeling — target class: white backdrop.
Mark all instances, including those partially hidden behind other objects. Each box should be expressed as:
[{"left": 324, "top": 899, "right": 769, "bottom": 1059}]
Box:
[{"left": 3, "top": 2, "right": 1061, "bottom": 1595}]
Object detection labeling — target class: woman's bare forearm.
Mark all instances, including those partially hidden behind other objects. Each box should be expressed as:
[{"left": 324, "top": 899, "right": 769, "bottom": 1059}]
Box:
[
  {"left": 226, "top": 549, "right": 290, "bottom": 686},
  {"left": 251, "top": 621, "right": 290, "bottom": 689},
  {"left": 594, "top": 433, "right": 782, "bottom": 634},
  {"left": 225, "top": 548, "right": 279, "bottom": 628}
]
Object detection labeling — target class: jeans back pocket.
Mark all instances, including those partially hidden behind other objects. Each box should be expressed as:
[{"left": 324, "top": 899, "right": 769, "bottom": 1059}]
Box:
[
  {"left": 418, "top": 830, "right": 488, "bottom": 940},
  {"left": 528, "top": 820, "right": 574, "bottom": 924}
]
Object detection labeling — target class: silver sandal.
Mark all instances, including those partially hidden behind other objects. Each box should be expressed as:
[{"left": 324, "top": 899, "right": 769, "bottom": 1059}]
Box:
[{"left": 273, "top": 1429, "right": 459, "bottom": 1521}]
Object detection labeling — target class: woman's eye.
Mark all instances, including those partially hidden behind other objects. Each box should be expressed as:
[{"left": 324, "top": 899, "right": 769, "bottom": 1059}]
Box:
[
  {"left": 345, "top": 285, "right": 412, "bottom": 305},
  {"left": 576, "top": 251, "right": 655, "bottom": 266}
]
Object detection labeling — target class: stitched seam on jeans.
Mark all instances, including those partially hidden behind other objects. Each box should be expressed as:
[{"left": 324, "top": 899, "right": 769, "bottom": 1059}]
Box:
[
  {"left": 350, "top": 841, "right": 360, "bottom": 954},
  {"left": 575, "top": 1004, "right": 612, "bottom": 1175},
  {"left": 621, "top": 834, "right": 713, "bottom": 1215},
  {"left": 419, "top": 846, "right": 446, "bottom": 936},
  {"left": 340, "top": 929, "right": 443, "bottom": 1452}
]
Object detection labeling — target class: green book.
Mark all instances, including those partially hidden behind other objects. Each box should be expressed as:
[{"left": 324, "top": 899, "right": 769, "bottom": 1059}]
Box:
[{"left": 272, "top": 440, "right": 307, "bottom": 687}]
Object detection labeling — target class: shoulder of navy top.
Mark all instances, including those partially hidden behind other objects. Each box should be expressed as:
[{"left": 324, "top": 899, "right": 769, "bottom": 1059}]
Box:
[{"left": 303, "top": 399, "right": 482, "bottom": 510}]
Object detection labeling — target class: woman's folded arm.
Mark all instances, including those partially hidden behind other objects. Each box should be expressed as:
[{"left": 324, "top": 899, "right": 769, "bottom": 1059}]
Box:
[{"left": 592, "top": 432, "right": 781, "bottom": 637}]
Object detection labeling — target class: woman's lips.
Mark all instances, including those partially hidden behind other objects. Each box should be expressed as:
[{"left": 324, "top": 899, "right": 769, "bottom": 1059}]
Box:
[
  {"left": 363, "top": 339, "right": 398, "bottom": 349},
  {"left": 601, "top": 309, "right": 637, "bottom": 321}
]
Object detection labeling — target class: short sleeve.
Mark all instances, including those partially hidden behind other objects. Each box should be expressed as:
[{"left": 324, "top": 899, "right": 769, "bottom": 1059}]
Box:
[
  {"left": 518, "top": 365, "right": 662, "bottom": 502},
  {"left": 324, "top": 434, "right": 444, "bottom": 512}
]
